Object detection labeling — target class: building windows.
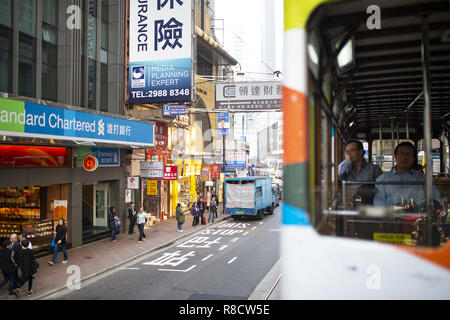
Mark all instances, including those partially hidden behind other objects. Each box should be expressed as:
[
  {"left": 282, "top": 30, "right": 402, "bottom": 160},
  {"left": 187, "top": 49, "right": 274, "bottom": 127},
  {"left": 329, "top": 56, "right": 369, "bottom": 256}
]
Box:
[
  {"left": 19, "top": 0, "right": 36, "bottom": 37},
  {"left": 0, "top": 0, "right": 12, "bottom": 93},
  {"left": 18, "top": 0, "right": 37, "bottom": 97},
  {"left": 42, "top": 0, "right": 58, "bottom": 101},
  {"left": 100, "top": 0, "right": 109, "bottom": 112},
  {"left": 42, "top": 41, "right": 57, "bottom": 101},
  {"left": 18, "top": 34, "right": 36, "bottom": 97}
]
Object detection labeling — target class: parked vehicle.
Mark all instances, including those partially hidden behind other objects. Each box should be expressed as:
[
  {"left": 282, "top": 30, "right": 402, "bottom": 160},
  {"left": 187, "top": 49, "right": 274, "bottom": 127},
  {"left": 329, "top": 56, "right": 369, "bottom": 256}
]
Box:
[{"left": 224, "top": 177, "right": 273, "bottom": 220}]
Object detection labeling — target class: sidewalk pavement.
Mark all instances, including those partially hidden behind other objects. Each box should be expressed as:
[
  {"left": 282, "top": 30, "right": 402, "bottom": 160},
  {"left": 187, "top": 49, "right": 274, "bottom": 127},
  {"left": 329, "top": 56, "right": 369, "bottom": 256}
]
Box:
[{"left": 0, "top": 209, "right": 229, "bottom": 300}]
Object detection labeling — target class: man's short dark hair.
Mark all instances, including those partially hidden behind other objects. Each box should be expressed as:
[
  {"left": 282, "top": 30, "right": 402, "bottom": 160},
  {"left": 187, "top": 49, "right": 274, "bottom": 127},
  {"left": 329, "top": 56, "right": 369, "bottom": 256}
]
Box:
[
  {"left": 394, "top": 142, "right": 417, "bottom": 156},
  {"left": 345, "top": 140, "right": 364, "bottom": 150},
  {"left": 21, "top": 239, "right": 30, "bottom": 248}
]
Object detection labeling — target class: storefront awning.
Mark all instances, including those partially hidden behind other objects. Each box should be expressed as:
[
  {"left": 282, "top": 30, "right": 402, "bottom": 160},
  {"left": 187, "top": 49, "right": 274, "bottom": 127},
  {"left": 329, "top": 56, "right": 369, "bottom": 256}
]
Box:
[{"left": 195, "top": 26, "right": 238, "bottom": 66}]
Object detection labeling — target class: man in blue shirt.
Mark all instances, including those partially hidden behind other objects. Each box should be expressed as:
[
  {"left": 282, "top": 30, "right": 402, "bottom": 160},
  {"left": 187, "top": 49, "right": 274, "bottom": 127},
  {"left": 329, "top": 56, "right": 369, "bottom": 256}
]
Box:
[
  {"left": 338, "top": 140, "right": 383, "bottom": 189},
  {"left": 373, "top": 142, "right": 441, "bottom": 207}
]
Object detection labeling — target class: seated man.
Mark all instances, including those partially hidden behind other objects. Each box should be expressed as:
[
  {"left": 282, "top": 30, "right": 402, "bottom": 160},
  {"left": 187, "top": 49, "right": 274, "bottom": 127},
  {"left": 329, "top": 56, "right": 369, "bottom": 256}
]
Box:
[
  {"left": 373, "top": 142, "right": 441, "bottom": 208},
  {"left": 338, "top": 140, "right": 383, "bottom": 208},
  {"left": 338, "top": 140, "right": 383, "bottom": 188}
]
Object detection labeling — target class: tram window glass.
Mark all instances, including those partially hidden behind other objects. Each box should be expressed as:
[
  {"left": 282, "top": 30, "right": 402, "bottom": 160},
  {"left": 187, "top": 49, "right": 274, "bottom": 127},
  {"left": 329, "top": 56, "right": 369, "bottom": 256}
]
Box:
[
  {"left": 417, "top": 139, "right": 442, "bottom": 175},
  {"left": 305, "top": 0, "right": 450, "bottom": 248}
]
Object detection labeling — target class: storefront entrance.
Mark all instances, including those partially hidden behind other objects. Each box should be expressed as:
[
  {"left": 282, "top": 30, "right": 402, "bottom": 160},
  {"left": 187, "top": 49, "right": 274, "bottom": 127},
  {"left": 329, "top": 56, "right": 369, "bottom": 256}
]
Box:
[{"left": 82, "top": 182, "right": 110, "bottom": 243}]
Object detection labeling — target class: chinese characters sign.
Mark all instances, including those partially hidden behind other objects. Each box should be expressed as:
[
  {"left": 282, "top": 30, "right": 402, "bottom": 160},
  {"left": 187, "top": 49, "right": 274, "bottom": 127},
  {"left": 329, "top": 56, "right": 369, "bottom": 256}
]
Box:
[
  {"left": 203, "top": 164, "right": 221, "bottom": 180},
  {"left": 129, "top": 0, "right": 192, "bottom": 103},
  {"left": 155, "top": 123, "right": 168, "bottom": 147},
  {"left": 215, "top": 82, "right": 282, "bottom": 110}
]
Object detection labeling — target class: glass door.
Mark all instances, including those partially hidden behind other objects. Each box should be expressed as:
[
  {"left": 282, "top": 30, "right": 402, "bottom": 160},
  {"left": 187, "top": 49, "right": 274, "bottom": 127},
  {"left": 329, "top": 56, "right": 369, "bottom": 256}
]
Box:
[{"left": 94, "top": 183, "right": 109, "bottom": 229}]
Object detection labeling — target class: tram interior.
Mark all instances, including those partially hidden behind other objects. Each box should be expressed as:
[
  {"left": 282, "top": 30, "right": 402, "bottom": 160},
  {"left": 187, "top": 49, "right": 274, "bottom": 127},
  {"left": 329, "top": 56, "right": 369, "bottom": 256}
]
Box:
[{"left": 306, "top": 0, "right": 450, "bottom": 247}]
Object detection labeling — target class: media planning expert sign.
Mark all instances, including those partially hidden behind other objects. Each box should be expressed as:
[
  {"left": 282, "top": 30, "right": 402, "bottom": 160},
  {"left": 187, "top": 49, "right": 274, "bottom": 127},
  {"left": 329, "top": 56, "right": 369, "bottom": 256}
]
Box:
[
  {"left": 0, "top": 97, "right": 154, "bottom": 146},
  {"left": 129, "top": 0, "right": 192, "bottom": 103},
  {"left": 215, "top": 82, "right": 282, "bottom": 110}
]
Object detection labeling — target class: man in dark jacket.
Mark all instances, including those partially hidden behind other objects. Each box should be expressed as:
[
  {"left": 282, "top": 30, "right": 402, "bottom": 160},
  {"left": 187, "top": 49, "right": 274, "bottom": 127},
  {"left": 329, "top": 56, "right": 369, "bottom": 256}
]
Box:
[
  {"left": 13, "top": 239, "right": 37, "bottom": 296},
  {"left": 128, "top": 202, "right": 137, "bottom": 235},
  {"left": 0, "top": 239, "right": 17, "bottom": 296}
]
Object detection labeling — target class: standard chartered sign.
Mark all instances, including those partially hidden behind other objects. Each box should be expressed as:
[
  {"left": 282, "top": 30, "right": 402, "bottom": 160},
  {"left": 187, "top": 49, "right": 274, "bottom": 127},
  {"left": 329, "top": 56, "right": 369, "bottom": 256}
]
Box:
[{"left": 0, "top": 97, "right": 154, "bottom": 147}]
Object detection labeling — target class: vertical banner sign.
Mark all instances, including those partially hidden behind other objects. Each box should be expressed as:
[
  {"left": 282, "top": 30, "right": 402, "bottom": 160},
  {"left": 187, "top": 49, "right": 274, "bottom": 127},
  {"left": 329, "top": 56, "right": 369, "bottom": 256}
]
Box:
[
  {"left": 129, "top": 0, "right": 192, "bottom": 103},
  {"left": 218, "top": 113, "right": 230, "bottom": 136}
]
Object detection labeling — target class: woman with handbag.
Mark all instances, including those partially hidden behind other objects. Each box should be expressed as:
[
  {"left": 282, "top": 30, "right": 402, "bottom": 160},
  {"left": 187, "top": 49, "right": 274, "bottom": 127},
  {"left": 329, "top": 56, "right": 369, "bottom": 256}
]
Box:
[
  {"left": 176, "top": 203, "right": 185, "bottom": 232},
  {"left": 191, "top": 202, "right": 199, "bottom": 227},
  {"left": 48, "top": 219, "right": 68, "bottom": 266}
]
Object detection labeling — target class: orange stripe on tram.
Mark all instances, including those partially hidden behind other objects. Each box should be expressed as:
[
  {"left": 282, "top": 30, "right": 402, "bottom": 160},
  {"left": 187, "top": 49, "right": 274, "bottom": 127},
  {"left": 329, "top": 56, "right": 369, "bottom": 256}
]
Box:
[
  {"left": 283, "top": 86, "right": 308, "bottom": 165},
  {"left": 400, "top": 242, "right": 450, "bottom": 271}
]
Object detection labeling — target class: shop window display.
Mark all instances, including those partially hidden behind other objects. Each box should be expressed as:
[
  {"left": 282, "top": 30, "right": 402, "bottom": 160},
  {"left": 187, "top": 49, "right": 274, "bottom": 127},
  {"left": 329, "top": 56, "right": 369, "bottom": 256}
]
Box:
[{"left": 0, "top": 185, "right": 68, "bottom": 254}]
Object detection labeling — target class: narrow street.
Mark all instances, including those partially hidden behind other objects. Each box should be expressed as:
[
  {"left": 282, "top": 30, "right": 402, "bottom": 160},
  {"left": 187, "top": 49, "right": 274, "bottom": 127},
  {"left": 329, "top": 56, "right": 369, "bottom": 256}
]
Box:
[{"left": 50, "top": 207, "right": 280, "bottom": 300}]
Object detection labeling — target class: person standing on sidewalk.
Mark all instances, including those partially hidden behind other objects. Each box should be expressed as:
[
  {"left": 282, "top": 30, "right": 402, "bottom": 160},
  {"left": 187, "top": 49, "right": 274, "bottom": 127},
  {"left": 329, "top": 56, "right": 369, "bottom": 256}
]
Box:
[
  {"left": 136, "top": 207, "right": 149, "bottom": 243},
  {"left": 191, "top": 202, "right": 199, "bottom": 227},
  {"left": 13, "top": 239, "right": 37, "bottom": 297},
  {"left": 127, "top": 202, "right": 137, "bottom": 235},
  {"left": 0, "top": 239, "right": 16, "bottom": 296},
  {"left": 198, "top": 197, "right": 206, "bottom": 225},
  {"left": 176, "top": 203, "right": 185, "bottom": 232},
  {"left": 18, "top": 234, "right": 32, "bottom": 249},
  {"left": 108, "top": 207, "right": 119, "bottom": 243},
  {"left": 208, "top": 197, "right": 217, "bottom": 224},
  {"left": 212, "top": 193, "right": 219, "bottom": 218},
  {"left": 48, "top": 219, "right": 68, "bottom": 266}
]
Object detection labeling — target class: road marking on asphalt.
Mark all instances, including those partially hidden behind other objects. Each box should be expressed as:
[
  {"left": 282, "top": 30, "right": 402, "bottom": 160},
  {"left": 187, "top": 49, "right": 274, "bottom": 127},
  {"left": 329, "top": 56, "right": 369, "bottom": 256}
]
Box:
[
  {"left": 202, "top": 254, "right": 213, "bottom": 261},
  {"left": 259, "top": 222, "right": 264, "bottom": 225},
  {"left": 120, "top": 267, "right": 140, "bottom": 270},
  {"left": 243, "top": 232, "right": 249, "bottom": 236},
  {"left": 252, "top": 226, "right": 257, "bottom": 231},
  {"left": 228, "top": 257, "right": 237, "bottom": 264},
  {"left": 158, "top": 265, "right": 197, "bottom": 272},
  {"left": 231, "top": 238, "right": 239, "bottom": 243},
  {"left": 219, "top": 245, "right": 228, "bottom": 251}
]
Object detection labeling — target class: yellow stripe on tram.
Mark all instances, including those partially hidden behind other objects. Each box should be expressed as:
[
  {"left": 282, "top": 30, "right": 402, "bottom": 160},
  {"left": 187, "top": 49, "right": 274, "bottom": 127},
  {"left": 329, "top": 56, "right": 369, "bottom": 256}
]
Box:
[{"left": 284, "top": 0, "right": 330, "bottom": 30}]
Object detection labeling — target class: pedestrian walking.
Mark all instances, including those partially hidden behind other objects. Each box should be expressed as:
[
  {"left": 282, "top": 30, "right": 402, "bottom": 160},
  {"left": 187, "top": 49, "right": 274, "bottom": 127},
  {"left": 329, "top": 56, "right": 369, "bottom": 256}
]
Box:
[
  {"left": 0, "top": 240, "right": 17, "bottom": 296},
  {"left": 9, "top": 234, "right": 21, "bottom": 256},
  {"left": 136, "top": 207, "right": 149, "bottom": 243},
  {"left": 108, "top": 207, "right": 119, "bottom": 243},
  {"left": 48, "top": 219, "right": 68, "bottom": 266},
  {"left": 212, "top": 193, "right": 219, "bottom": 218},
  {"left": 128, "top": 202, "right": 137, "bottom": 235},
  {"left": 176, "top": 203, "right": 185, "bottom": 232},
  {"left": 191, "top": 202, "right": 199, "bottom": 227},
  {"left": 9, "top": 234, "right": 20, "bottom": 288},
  {"left": 13, "top": 239, "right": 38, "bottom": 297},
  {"left": 208, "top": 197, "right": 217, "bottom": 224}
]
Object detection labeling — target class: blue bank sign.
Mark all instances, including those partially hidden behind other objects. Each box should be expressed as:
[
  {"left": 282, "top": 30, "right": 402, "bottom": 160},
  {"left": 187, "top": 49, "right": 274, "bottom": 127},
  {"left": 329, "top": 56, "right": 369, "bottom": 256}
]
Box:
[
  {"left": 0, "top": 98, "right": 154, "bottom": 147},
  {"left": 129, "top": 0, "right": 192, "bottom": 103}
]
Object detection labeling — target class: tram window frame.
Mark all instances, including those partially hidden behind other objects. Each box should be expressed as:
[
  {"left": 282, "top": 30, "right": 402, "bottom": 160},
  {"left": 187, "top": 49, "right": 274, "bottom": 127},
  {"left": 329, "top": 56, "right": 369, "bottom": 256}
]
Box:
[{"left": 303, "top": 2, "right": 450, "bottom": 248}]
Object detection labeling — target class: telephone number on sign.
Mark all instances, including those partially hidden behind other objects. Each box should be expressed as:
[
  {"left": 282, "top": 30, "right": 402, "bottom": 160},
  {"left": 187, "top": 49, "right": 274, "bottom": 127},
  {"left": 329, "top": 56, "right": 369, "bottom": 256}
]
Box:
[{"left": 132, "top": 89, "right": 190, "bottom": 99}]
